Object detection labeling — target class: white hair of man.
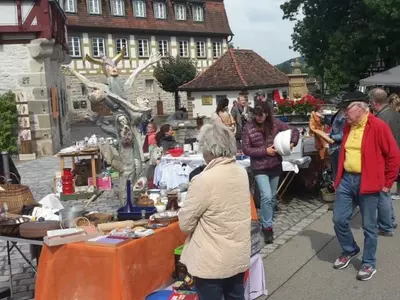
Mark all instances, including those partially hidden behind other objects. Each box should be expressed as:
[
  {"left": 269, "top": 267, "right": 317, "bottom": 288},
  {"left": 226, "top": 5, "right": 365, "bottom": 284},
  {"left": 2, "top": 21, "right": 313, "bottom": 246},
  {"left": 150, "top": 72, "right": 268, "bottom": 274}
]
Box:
[
  {"left": 347, "top": 101, "right": 370, "bottom": 111},
  {"left": 197, "top": 123, "right": 237, "bottom": 158}
]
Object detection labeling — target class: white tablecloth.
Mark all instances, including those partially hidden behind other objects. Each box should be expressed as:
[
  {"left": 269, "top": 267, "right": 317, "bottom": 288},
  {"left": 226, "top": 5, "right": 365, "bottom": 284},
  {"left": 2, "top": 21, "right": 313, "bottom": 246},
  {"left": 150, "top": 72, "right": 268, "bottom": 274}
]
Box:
[{"left": 160, "top": 154, "right": 251, "bottom": 169}]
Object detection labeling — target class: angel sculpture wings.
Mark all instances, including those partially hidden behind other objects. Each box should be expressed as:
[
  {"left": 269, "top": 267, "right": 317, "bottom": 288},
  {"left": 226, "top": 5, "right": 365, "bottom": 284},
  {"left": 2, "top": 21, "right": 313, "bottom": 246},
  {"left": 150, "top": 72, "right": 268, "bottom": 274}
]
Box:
[{"left": 61, "top": 47, "right": 162, "bottom": 199}]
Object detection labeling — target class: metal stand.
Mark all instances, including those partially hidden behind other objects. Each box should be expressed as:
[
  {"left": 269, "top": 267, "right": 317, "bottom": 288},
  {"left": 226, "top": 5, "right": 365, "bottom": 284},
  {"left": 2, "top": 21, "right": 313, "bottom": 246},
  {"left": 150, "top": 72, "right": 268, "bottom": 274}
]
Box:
[
  {"left": 0, "top": 237, "right": 43, "bottom": 298},
  {"left": 276, "top": 171, "right": 296, "bottom": 201}
]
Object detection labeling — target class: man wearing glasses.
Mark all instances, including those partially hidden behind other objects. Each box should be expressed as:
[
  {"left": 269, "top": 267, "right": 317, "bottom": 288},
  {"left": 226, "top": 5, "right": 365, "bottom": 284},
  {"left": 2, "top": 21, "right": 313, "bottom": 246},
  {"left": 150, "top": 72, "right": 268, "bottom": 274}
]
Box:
[
  {"left": 332, "top": 91, "right": 400, "bottom": 281},
  {"left": 370, "top": 88, "right": 400, "bottom": 236}
]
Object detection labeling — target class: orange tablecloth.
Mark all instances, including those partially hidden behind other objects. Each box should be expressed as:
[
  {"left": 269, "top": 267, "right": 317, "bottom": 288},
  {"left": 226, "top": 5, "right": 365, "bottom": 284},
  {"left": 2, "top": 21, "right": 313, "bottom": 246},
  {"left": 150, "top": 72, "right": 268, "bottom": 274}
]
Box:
[
  {"left": 35, "top": 197, "right": 258, "bottom": 300},
  {"left": 35, "top": 222, "right": 186, "bottom": 300}
]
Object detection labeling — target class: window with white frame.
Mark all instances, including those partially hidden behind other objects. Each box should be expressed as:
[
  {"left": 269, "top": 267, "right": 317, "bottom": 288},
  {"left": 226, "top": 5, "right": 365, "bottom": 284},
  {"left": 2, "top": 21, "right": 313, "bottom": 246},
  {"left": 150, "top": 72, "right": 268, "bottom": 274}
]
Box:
[
  {"left": 158, "top": 40, "right": 169, "bottom": 57},
  {"left": 91, "top": 37, "right": 106, "bottom": 57},
  {"left": 193, "top": 6, "right": 203, "bottom": 22},
  {"left": 138, "top": 39, "right": 149, "bottom": 57},
  {"left": 88, "top": 0, "right": 101, "bottom": 14},
  {"left": 64, "top": 0, "right": 76, "bottom": 12},
  {"left": 133, "top": 0, "right": 146, "bottom": 17},
  {"left": 213, "top": 42, "right": 222, "bottom": 58},
  {"left": 179, "top": 40, "right": 189, "bottom": 58},
  {"left": 175, "top": 4, "right": 186, "bottom": 20},
  {"left": 196, "top": 41, "right": 206, "bottom": 58},
  {"left": 68, "top": 36, "right": 81, "bottom": 57},
  {"left": 115, "top": 38, "right": 129, "bottom": 57},
  {"left": 145, "top": 79, "right": 154, "bottom": 92},
  {"left": 154, "top": 2, "right": 166, "bottom": 19},
  {"left": 111, "top": 0, "right": 124, "bottom": 16}
]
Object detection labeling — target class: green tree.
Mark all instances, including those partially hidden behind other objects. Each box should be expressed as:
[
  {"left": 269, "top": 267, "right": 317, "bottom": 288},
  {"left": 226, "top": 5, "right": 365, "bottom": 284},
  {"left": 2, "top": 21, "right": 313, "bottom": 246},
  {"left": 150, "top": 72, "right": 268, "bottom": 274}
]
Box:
[
  {"left": 281, "top": 0, "right": 400, "bottom": 92},
  {"left": 0, "top": 92, "right": 18, "bottom": 153},
  {"left": 153, "top": 56, "right": 197, "bottom": 111},
  {"left": 228, "top": 42, "right": 234, "bottom": 49}
]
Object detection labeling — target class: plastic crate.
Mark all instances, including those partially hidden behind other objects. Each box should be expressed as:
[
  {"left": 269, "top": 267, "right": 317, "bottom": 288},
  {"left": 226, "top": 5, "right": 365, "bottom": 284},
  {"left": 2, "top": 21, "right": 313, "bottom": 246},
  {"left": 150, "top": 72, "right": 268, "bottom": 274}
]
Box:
[{"left": 174, "top": 245, "right": 189, "bottom": 281}]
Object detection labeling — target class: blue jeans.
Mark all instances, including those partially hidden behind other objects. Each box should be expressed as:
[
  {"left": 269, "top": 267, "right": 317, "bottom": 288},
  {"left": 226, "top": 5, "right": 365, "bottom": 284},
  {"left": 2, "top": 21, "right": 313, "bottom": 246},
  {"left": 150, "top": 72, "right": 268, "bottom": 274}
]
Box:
[
  {"left": 378, "top": 191, "right": 396, "bottom": 232},
  {"left": 255, "top": 175, "right": 279, "bottom": 229},
  {"left": 330, "top": 149, "right": 340, "bottom": 182},
  {"left": 194, "top": 272, "right": 245, "bottom": 300},
  {"left": 333, "top": 172, "right": 379, "bottom": 268}
]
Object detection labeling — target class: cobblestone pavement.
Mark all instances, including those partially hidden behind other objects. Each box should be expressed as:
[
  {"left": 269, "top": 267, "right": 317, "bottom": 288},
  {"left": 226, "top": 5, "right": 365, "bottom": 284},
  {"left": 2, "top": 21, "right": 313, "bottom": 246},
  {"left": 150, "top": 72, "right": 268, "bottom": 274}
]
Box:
[
  {"left": 2, "top": 154, "right": 328, "bottom": 299},
  {"left": 259, "top": 200, "right": 328, "bottom": 258}
]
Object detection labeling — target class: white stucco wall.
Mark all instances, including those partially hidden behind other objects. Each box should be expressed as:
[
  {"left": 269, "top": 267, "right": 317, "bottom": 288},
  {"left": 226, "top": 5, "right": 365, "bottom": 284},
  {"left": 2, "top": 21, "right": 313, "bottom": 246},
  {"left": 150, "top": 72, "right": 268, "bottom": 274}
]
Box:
[
  {"left": 191, "top": 87, "right": 288, "bottom": 117},
  {"left": 0, "top": 44, "right": 32, "bottom": 93}
]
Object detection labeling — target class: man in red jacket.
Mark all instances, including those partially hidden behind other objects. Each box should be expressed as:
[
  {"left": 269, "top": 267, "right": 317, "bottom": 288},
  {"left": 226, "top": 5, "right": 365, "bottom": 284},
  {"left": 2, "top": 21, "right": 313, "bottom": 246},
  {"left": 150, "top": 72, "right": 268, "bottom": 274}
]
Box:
[{"left": 332, "top": 94, "right": 400, "bottom": 281}]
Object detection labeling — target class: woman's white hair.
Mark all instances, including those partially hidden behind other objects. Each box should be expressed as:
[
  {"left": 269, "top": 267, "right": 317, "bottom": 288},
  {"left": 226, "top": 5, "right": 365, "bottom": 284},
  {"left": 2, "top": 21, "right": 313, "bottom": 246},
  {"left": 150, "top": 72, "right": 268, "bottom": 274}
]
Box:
[{"left": 197, "top": 123, "right": 237, "bottom": 158}]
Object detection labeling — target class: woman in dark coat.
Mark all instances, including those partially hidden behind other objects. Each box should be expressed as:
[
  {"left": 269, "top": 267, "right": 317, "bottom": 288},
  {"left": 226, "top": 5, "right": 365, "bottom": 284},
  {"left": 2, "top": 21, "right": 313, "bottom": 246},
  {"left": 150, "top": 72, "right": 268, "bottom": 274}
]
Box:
[{"left": 242, "top": 101, "right": 299, "bottom": 243}]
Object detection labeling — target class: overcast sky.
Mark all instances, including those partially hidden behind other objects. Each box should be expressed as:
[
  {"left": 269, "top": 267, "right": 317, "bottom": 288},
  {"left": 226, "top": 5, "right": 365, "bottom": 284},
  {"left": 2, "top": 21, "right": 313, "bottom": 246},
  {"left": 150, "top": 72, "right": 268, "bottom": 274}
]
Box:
[{"left": 225, "top": 0, "right": 299, "bottom": 65}]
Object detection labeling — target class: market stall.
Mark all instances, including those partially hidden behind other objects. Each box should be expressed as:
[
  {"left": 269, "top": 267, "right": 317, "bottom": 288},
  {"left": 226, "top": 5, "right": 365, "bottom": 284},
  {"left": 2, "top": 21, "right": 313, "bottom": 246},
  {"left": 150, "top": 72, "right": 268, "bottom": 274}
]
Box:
[{"left": 35, "top": 222, "right": 187, "bottom": 300}]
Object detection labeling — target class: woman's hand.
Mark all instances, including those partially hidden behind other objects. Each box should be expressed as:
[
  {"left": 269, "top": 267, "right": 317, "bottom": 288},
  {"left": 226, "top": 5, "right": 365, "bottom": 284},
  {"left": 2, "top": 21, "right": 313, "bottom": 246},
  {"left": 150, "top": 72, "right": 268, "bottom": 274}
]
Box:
[
  {"left": 266, "top": 146, "right": 277, "bottom": 156},
  {"left": 314, "top": 112, "right": 323, "bottom": 118},
  {"left": 290, "top": 143, "right": 294, "bottom": 150}
]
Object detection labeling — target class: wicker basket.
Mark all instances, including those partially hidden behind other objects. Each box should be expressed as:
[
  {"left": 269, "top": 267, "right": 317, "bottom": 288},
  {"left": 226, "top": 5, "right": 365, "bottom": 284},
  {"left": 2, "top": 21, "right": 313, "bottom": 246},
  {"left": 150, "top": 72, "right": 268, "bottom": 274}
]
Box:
[
  {"left": 0, "top": 175, "right": 36, "bottom": 214},
  {"left": 320, "top": 188, "right": 336, "bottom": 203}
]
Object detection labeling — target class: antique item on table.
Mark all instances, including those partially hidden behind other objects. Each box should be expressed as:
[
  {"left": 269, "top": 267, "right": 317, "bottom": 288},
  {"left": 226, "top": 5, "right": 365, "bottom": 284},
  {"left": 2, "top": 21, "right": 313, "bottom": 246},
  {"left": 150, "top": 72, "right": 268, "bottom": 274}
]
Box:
[
  {"left": 44, "top": 226, "right": 100, "bottom": 247},
  {"left": 137, "top": 193, "right": 154, "bottom": 207},
  {"left": 0, "top": 175, "right": 36, "bottom": 214},
  {"left": 147, "top": 189, "right": 161, "bottom": 203},
  {"left": 20, "top": 220, "right": 61, "bottom": 238},
  {"left": 168, "top": 147, "right": 184, "bottom": 157},
  {"left": 59, "top": 206, "right": 86, "bottom": 228},
  {"left": 83, "top": 212, "right": 113, "bottom": 226},
  {"left": 62, "top": 168, "right": 75, "bottom": 195},
  {"left": 149, "top": 211, "right": 179, "bottom": 224},
  {"left": 155, "top": 203, "right": 166, "bottom": 213},
  {"left": 122, "top": 180, "right": 135, "bottom": 213},
  {"left": 0, "top": 215, "right": 30, "bottom": 236},
  {"left": 166, "top": 191, "right": 179, "bottom": 211},
  {"left": 87, "top": 236, "right": 131, "bottom": 247}
]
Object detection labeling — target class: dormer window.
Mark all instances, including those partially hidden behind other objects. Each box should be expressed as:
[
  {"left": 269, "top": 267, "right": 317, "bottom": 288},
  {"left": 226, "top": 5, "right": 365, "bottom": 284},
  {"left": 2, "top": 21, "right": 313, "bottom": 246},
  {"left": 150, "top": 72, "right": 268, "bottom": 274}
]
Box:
[
  {"left": 133, "top": 0, "right": 146, "bottom": 17},
  {"left": 175, "top": 4, "right": 186, "bottom": 20},
  {"left": 88, "top": 0, "right": 101, "bottom": 14},
  {"left": 154, "top": 2, "right": 166, "bottom": 19},
  {"left": 193, "top": 5, "right": 203, "bottom": 22},
  {"left": 64, "top": 0, "right": 76, "bottom": 12},
  {"left": 111, "top": 0, "right": 125, "bottom": 16}
]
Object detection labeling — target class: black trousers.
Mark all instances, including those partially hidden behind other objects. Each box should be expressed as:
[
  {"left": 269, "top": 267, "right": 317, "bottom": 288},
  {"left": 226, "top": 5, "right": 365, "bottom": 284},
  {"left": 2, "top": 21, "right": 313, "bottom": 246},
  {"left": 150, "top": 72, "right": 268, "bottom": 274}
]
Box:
[{"left": 194, "top": 272, "right": 245, "bottom": 300}]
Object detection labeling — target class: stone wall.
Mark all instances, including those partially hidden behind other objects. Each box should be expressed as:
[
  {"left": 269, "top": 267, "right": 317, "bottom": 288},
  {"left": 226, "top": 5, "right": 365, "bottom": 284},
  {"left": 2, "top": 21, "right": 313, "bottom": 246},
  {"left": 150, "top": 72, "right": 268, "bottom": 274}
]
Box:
[
  {"left": 67, "top": 72, "right": 188, "bottom": 122},
  {"left": 0, "top": 40, "right": 71, "bottom": 156}
]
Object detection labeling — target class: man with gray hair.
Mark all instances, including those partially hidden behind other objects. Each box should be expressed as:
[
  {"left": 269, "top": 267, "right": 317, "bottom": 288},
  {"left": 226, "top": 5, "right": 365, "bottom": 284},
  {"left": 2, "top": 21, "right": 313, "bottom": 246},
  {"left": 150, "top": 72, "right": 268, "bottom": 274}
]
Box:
[
  {"left": 332, "top": 92, "right": 399, "bottom": 281},
  {"left": 370, "top": 88, "right": 400, "bottom": 236}
]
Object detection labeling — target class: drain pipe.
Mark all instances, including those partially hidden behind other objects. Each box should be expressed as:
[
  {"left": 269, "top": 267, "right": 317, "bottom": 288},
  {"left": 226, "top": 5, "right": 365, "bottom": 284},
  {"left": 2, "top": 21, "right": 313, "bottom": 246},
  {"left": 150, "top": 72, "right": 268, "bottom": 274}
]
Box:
[{"left": 1, "top": 151, "right": 11, "bottom": 183}]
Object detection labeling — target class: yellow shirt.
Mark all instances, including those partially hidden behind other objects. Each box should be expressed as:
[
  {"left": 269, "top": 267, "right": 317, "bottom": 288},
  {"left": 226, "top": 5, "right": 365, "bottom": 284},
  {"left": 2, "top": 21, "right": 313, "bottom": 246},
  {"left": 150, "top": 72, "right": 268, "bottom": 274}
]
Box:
[{"left": 344, "top": 115, "right": 368, "bottom": 173}]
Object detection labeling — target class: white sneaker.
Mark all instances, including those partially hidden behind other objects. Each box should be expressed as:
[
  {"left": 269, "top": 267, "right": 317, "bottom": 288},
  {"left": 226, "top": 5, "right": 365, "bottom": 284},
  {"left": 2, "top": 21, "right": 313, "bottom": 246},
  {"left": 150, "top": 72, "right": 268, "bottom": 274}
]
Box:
[{"left": 392, "top": 194, "right": 400, "bottom": 200}]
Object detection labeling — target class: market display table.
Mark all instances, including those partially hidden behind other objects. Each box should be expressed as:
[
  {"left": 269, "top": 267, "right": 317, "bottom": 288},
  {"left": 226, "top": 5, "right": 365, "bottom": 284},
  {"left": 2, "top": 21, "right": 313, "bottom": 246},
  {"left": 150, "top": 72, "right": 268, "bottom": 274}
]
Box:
[
  {"left": 57, "top": 148, "right": 101, "bottom": 201},
  {"left": 35, "top": 222, "right": 187, "bottom": 300}
]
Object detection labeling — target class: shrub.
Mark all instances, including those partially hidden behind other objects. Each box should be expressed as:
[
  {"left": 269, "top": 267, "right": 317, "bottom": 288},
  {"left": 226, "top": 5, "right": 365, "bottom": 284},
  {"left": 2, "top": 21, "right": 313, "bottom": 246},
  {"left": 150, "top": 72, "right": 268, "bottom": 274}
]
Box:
[{"left": 0, "top": 92, "right": 18, "bottom": 153}]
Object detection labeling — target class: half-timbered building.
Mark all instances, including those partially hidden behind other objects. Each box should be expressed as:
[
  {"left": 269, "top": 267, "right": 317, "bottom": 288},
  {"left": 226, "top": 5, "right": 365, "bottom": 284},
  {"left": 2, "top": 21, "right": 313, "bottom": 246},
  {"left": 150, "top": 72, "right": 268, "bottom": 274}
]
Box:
[
  {"left": 57, "top": 0, "right": 233, "bottom": 120},
  {"left": 0, "top": 0, "right": 71, "bottom": 157}
]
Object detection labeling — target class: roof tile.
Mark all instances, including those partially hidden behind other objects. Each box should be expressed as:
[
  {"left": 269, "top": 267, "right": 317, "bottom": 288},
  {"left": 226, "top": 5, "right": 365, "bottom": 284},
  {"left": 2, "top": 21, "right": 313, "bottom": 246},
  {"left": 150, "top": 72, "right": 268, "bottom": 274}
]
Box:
[
  {"left": 67, "top": 0, "right": 232, "bottom": 36},
  {"left": 180, "top": 49, "right": 289, "bottom": 91}
]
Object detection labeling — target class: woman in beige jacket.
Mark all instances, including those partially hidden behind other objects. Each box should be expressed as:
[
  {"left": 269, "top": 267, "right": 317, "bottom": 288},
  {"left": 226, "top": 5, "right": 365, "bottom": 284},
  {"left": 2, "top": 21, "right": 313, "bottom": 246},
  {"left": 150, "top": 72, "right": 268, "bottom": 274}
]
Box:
[{"left": 178, "top": 123, "right": 251, "bottom": 300}]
